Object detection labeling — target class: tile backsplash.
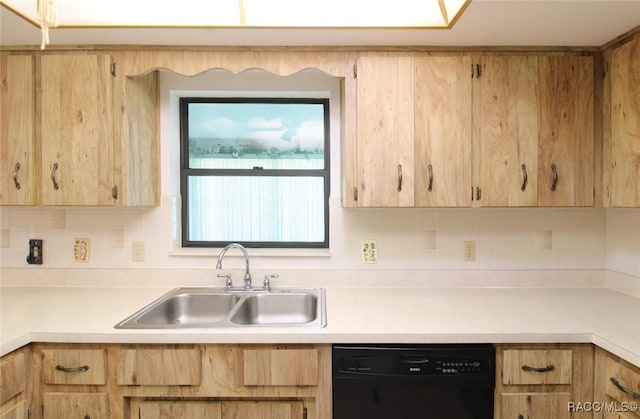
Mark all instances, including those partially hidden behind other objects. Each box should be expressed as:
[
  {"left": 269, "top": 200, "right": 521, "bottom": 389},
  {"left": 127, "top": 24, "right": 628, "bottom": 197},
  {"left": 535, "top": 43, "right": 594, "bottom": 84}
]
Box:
[{"left": 0, "top": 204, "right": 623, "bottom": 272}]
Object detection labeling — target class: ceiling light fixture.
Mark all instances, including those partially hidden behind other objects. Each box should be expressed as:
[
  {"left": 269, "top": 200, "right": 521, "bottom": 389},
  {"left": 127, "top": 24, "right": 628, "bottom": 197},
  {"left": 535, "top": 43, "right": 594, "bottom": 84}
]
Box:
[{"left": 1, "top": 0, "right": 471, "bottom": 43}]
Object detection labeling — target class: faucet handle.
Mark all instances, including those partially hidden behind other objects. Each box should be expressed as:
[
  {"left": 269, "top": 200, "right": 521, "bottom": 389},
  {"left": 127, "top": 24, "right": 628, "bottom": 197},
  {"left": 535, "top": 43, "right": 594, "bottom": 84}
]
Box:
[
  {"left": 263, "top": 274, "right": 279, "bottom": 291},
  {"left": 217, "top": 273, "right": 233, "bottom": 289}
]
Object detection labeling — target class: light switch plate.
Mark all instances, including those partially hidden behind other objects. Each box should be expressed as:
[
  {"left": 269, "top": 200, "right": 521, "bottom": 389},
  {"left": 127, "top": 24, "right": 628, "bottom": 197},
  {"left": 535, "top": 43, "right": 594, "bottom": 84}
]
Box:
[{"left": 362, "top": 241, "right": 377, "bottom": 263}]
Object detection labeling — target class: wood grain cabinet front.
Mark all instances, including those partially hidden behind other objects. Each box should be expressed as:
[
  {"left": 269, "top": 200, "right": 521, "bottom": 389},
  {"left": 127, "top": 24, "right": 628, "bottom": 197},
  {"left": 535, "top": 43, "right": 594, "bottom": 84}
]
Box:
[
  {"left": 0, "top": 53, "right": 36, "bottom": 206},
  {"left": 0, "top": 349, "right": 29, "bottom": 419},
  {"left": 116, "top": 348, "right": 201, "bottom": 386},
  {"left": 42, "top": 349, "right": 106, "bottom": 386},
  {"left": 353, "top": 53, "right": 473, "bottom": 207},
  {"left": 39, "top": 54, "right": 116, "bottom": 206},
  {"left": 596, "top": 349, "right": 640, "bottom": 418},
  {"left": 134, "top": 400, "right": 305, "bottom": 419},
  {"left": 606, "top": 33, "right": 640, "bottom": 207},
  {"left": 495, "top": 344, "right": 594, "bottom": 419},
  {"left": 43, "top": 393, "right": 108, "bottom": 419},
  {"left": 476, "top": 54, "right": 594, "bottom": 207}
]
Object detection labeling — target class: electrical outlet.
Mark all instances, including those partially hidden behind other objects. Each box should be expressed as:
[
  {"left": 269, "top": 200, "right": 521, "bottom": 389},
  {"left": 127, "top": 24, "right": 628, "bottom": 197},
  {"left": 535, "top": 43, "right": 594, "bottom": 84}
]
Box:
[
  {"left": 463, "top": 240, "right": 476, "bottom": 262},
  {"left": 132, "top": 241, "right": 145, "bottom": 262},
  {"left": 362, "top": 241, "right": 377, "bottom": 263}
]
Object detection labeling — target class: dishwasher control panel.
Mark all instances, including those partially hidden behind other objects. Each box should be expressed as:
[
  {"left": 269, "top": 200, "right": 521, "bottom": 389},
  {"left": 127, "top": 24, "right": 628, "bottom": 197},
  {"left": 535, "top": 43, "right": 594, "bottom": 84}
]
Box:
[{"left": 333, "top": 344, "right": 495, "bottom": 377}]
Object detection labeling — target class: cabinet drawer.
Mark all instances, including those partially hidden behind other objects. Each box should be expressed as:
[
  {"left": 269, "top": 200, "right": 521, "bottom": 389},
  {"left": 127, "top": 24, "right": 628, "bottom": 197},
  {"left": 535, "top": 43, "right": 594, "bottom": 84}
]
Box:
[
  {"left": 117, "top": 349, "right": 201, "bottom": 385},
  {"left": 606, "top": 357, "right": 640, "bottom": 411},
  {"left": 139, "top": 401, "right": 221, "bottom": 419},
  {"left": 44, "top": 392, "right": 108, "bottom": 419},
  {"left": 501, "top": 392, "right": 570, "bottom": 419},
  {"left": 243, "top": 349, "right": 318, "bottom": 386},
  {"left": 42, "top": 349, "right": 106, "bottom": 385},
  {"left": 0, "top": 353, "right": 25, "bottom": 404},
  {"left": 503, "top": 349, "right": 572, "bottom": 385},
  {"left": 0, "top": 400, "right": 28, "bottom": 419}
]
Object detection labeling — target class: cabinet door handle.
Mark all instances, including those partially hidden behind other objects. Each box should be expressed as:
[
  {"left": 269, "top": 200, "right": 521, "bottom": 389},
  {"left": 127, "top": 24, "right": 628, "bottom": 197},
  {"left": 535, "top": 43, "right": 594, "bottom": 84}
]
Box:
[
  {"left": 51, "top": 162, "right": 60, "bottom": 190},
  {"left": 397, "top": 164, "right": 403, "bottom": 192},
  {"left": 520, "top": 164, "right": 528, "bottom": 191},
  {"left": 55, "top": 364, "right": 89, "bottom": 373},
  {"left": 610, "top": 377, "right": 640, "bottom": 400},
  {"left": 427, "top": 164, "right": 433, "bottom": 192},
  {"left": 550, "top": 164, "right": 558, "bottom": 192},
  {"left": 12, "top": 162, "right": 21, "bottom": 190},
  {"left": 521, "top": 364, "right": 555, "bottom": 373}
]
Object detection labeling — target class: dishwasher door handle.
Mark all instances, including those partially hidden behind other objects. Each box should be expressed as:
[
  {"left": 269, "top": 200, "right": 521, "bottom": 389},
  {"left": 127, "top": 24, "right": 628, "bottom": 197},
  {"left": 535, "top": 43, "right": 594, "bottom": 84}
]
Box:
[{"left": 401, "top": 357, "right": 430, "bottom": 364}]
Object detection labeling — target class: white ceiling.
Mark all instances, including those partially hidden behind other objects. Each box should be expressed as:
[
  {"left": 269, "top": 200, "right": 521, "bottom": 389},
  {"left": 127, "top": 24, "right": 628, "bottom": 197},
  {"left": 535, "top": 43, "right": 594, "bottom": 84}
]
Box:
[{"left": 1, "top": 0, "right": 640, "bottom": 47}]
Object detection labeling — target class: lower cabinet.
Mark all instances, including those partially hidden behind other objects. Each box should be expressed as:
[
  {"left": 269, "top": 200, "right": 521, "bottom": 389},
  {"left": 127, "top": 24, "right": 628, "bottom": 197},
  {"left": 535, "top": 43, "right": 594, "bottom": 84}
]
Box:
[
  {"left": 0, "top": 346, "right": 29, "bottom": 419},
  {"left": 495, "top": 343, "right": 595, "bottom": 419},
  {"left": 501, "top": 392, "right": 571, "bottom": 419},
  {"left": 29, "top": 343, "right": 330, "bottom": 419},
  {"left": 43, "top": 393, "right": 108, "bottom": 419},
  {"left": 595, "top": 347, "right": 640, "bottom": 419},
  {"left": 134, "top": 400, "right": 304, "bottom": 419}
]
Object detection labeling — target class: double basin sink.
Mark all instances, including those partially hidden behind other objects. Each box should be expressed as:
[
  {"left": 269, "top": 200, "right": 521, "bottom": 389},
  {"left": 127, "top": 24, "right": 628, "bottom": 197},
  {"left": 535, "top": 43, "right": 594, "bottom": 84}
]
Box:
[{"left": 115, "top": 287, "right": 326, "bottom": 329}]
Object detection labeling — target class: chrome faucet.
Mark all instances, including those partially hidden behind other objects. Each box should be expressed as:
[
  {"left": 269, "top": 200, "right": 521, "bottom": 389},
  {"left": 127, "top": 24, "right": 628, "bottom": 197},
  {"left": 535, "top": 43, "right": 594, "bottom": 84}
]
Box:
[{"left": 216, "top": 243, "right": 252, "bottom": 289}]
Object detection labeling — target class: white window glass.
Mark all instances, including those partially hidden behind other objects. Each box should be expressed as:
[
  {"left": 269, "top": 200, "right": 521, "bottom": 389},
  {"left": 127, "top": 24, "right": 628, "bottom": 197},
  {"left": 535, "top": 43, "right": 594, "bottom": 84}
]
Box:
[{"left": 181, "top": 98, "right": 329, "bottom": 248}]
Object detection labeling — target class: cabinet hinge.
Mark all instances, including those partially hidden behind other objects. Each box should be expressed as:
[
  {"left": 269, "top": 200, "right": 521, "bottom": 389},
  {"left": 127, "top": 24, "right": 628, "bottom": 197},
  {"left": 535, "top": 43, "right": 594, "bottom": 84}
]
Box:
[
  {"left": 110, "top": 62, "right": 117, "bottom": 77},
  {"left": 353, "top": 63, "right": 357, "bottom": 79},
  {"left": 302, "top": 407, "right": 308, "bottom": 419},
  {"left": 112, "top": 185, "right": 119, "bottom": 200}
]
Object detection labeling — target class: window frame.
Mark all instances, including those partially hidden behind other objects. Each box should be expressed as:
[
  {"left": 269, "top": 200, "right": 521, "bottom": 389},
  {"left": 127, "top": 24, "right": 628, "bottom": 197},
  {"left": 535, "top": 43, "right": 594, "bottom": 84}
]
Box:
[{"left": 179, "top": 96, "right": 331, "bottom": 249}]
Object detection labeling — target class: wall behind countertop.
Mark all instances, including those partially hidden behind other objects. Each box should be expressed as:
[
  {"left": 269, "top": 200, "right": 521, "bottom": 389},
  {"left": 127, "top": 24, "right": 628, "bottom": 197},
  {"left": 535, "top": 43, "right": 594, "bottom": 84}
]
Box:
[{"left": 1, "top": 69, "right": 639, "bottom": 293}]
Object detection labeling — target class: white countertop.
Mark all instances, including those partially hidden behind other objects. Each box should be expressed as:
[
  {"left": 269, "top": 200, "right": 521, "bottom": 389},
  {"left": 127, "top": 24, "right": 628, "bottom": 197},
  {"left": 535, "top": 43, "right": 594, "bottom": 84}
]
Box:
[{"left": 1, "top": 286, "right": 639, "bottom": 367}]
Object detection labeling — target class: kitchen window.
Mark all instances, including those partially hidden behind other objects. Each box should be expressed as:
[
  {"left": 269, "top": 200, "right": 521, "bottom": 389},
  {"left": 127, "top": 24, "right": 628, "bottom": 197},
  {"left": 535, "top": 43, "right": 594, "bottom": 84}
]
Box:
[{"left": 180, "top": 97, "right": 330, "bottom": 248}]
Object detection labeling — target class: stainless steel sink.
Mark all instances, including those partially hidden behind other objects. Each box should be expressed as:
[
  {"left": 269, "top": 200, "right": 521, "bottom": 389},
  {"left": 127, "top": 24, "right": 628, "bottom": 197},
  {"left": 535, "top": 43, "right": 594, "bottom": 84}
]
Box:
[
  {"left": 115, "top": 287, "right": 325, "bottom": 329},
  {"left": 230, "top": 292, "right": 318, "bottom": 325}
]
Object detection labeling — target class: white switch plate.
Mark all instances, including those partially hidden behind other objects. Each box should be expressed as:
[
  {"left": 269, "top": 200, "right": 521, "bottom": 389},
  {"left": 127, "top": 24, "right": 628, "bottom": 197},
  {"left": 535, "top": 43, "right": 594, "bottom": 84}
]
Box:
[
  {"left": 132, "top": 241, "right": 145, "bottom": 262},
  {"left": 362, "top": 241, "right": 377, "bottom": 263},
  {"left": 463, "top": 240, "right": 476, "bottom": 262}
]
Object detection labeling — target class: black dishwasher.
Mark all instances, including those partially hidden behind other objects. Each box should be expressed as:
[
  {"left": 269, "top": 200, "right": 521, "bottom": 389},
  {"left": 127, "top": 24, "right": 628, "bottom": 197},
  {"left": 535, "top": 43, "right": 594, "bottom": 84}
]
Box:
[{"left": 333, "top": 344, "right": 495, "bottom": 419}]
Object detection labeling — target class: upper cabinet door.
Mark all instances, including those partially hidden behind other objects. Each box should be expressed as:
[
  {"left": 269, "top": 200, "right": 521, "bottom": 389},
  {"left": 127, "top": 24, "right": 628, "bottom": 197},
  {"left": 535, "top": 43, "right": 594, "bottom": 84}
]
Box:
[
  {"left": 609, "top": 36, "right": 640, "bottom": 207},
  {"left": 538, "top": 55, "right": 594, "bottom": 207},
  {"left": 0, "top": 54, "right": 35, "bottom": 205},
  {"left": 40, "top": 54, "right": 115, "bottom": 206},
  {"left": 414, "top": 55, "right": 472, "bottom": 207},
  {"left": 356, "top": 55, "right": 415, "bottom": 207},
  {"left": 477, "top": 55, "right": 540, "bottom": 207}
]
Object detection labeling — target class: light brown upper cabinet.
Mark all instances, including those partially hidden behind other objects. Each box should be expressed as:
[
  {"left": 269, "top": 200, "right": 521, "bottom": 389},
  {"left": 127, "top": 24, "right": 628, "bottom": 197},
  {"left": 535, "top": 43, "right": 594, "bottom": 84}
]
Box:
[
  {"left": 354, "top": 54, "right": 472, "bottom": 207},
  {"left": 0, "top": 54, "right": 36, "bottom": 205},
  {"left": 607, "top": 35, "right": 640, "bottom": 207},
  {"left": 414, "top": 55, "right": 473, "bottom": 207},
  {"left": 355, "top": 55, "right": 415, "bottom": 207},
  {"left": 537, "top": 55, "right": 594, "bottom": 206},
  {"left": 477, "top": 55, "right": 541, "bottom": 207},
  {"left": 475, "top": 54, "right": 594, "bottom": 207},
  {"left": 40, "top": 54, "right": 116, "bottom": 205}
]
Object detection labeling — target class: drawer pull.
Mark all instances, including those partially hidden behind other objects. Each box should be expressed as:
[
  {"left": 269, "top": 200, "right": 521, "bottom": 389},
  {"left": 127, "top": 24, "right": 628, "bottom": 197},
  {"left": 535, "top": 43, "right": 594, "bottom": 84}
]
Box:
[
  {"left": 521, "top": 364, "right": 555, "bottom": 373},
  {"left": 55, "top": 364, "right": 89, "bottom": 373},
  {"left": 610, "top": 377, "right": 640, "bottom": 400}
]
